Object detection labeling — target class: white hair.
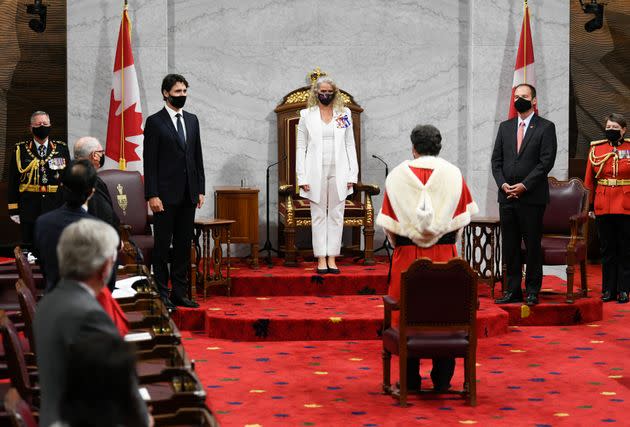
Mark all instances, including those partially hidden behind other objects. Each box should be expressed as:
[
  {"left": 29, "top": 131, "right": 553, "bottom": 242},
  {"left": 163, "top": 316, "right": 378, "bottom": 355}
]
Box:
[
  {"left": 57, "top": 219, "right": 119, "bottom": 281},
  {"left": 73, "top": 136, "right": 101, "bottom": 159},
  {"left": 30, "top": 110, "right": 49, "bottom": 124}
]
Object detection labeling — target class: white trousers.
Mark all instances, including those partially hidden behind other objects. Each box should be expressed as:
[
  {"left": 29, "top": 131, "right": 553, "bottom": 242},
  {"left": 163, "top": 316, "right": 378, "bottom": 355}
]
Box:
[{"left": 310, "top": 164, "right": 345, "bottom": 257}]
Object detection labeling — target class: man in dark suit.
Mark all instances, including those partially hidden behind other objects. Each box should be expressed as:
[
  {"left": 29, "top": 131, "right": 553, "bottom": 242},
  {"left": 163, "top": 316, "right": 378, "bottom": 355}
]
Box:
[
  {"left": 143, "top": 74, "right": 205, "bottom": 309},
  {"left": 34, "top": 218, "right": 149, "bottom": 427},
  {"left": 73, "top": 136, "right": 120, "bottom": 231},
  {"left": 33, "top": 159, "right": 98, "bottom": 292},
  {"left": 491, "top": 83, "right": 557, "bottom": 306}
]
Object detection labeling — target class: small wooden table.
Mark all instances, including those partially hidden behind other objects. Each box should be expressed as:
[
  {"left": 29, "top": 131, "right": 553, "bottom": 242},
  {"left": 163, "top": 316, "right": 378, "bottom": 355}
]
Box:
[
  {"left": 192, "top": 218, "right": 235, "bottom": 299},
  {"left": 461, "top": 217, "right": 503, "bottom": 298},
  {"left": 214, "top": 186, "right": 260, "bottom": 268}
]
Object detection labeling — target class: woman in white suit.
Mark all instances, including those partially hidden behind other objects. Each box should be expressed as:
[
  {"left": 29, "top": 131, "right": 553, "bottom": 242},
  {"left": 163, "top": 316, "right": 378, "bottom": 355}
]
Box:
[{"left": 296, "top": 76, "right": 359, "bottom": 274}]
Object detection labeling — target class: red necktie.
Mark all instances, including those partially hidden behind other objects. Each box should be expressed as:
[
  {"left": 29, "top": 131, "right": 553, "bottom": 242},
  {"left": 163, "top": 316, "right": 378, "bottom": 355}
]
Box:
[{"left": 517, "top": 122, "right": 525, "bottom": 153}]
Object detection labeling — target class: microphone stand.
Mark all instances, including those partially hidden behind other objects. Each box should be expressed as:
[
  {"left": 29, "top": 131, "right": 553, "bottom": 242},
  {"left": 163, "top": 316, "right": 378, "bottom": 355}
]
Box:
[
  {"left": 372, "top": 154, "right": 393, "bottom": 261},
  {"left": 260, "top": 155, "right": 287, "bottom": 268}
]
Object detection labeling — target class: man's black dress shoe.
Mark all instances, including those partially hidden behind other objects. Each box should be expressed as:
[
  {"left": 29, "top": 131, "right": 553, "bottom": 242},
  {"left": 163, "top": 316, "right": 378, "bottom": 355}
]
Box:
[
  {"left": 525, "top": 294, "right": 539, "bottom": 306},
  {"left": 316, "top": 268, "right": 329, "bottom": 275},
  {"left": 601, "top": 291, "right": 615, "bottom": 302},
  {"left": 172, "top": 297, "right": 200, "bottom": 308},
  {"left": 162, "top": 297, "right": 177, "bottom": 312},
  {"left": 327, "top": 267, "right": 341, "bottom": 274},
  {"left": 618, "top": 291, "right": 629, "bottom": 304},
  {"left": 494, "top": 292, "right": 523, "bottom": 304}
]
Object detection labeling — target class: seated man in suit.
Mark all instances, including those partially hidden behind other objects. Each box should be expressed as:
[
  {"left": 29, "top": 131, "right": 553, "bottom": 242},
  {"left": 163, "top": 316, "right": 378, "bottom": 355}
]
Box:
[
  {"left": 34, "top": 218, "right": 150, "bottom": 427},
  {"left": 73, "top": 136, "right": 120, "bottom": 230},
  {"left": 33, "top": 160, "right": 128, "bottom": 334}
]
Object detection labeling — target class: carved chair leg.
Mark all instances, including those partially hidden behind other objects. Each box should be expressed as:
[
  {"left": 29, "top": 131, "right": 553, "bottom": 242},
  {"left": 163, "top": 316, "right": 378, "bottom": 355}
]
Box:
[
  {"left": 566, "top": 264, "right": 575, "bottom": 304},
  {"left": 580, "top": 260, "right": 588, "bottom": 297},
  {"left": 382, "top": 349, "right": 392, "bottom": 394},
  {"left": 469, "top": 350, "right": 477, "bottom": 406},
  {"left": 399, "top": 349, "right": 407, "bottom": 407},
  {"left": 284, "top": 226, "right": 297, "bottom": 267},
  {"left": 364, "top": 225, "right": 375, "bottom": 266}
]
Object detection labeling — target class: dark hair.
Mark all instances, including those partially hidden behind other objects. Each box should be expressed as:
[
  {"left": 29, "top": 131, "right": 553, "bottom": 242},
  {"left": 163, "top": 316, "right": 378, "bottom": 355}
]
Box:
[
  {"left": 606, "top": 113, "right": 627, "bottom": 129},
  {"left": 61, "top": 159, "right": 96, "bottom": 208},
  {"left": 410, "top": 124, "right": 442, "bottom": 156},
  {"left": 59, "top": 333, "right": 145, "bottom": 427},
  {"left": 514, "top": 83, "right": 537, "bottom": 99},
  {"left": 161, "top": 74, "right": 189, "bottom": 100}
]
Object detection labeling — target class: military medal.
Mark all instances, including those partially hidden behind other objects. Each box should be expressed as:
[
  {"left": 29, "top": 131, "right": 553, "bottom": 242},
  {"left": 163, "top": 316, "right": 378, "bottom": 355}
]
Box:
[{"left": 42, "top": 174, "right": 48, "bottom": 184}]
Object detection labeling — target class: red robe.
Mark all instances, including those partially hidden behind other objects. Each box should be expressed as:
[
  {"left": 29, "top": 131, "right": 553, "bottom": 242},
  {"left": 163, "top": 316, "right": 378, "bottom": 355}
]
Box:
[
  {"left": 97, "top": 287, "right": 130, "bottom": 336},
  {"left": 377, "top": 158, "right": 477, "bottom": 326}
]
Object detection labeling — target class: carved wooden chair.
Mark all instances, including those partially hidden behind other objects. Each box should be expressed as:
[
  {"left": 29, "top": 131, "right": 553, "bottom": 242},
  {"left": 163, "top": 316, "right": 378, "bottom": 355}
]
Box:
[
  {"left": 382, "top": 258, "right": 478, "bottom": 406},
  {"left": 274, "top": 70, "right": 379, "bottom": 266}
]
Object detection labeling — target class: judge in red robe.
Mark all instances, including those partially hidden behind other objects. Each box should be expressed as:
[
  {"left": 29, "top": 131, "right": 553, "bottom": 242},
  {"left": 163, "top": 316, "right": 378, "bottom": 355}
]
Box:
[{"left": 376, "top": 124, "right": 478, "bottom": 392}]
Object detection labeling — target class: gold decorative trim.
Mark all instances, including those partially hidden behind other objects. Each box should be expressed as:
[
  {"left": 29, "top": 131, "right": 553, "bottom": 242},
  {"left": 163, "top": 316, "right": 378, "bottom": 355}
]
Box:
[
  {"left": 365, "top": 195, "right": 374, "bottom": 226},
  {"left": 8, "top": 203, "right": 18, "bottom": 210},
  {"left": 286, "top": 90, "right": 309, "bottom": 104}
]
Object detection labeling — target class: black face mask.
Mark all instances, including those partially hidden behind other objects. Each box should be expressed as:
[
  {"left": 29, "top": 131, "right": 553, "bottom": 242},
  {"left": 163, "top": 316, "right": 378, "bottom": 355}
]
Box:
[
  {"left": 605, "top": 129, "right": 622, "bottom": 145},
  {"left": 318, "top": 93, "right": 334, "bottom": 106},
  {"left": 98, "top": 153, "right": 105, "bottom": 168},
  {"left": 168, "top": 95, "right": 187, "bottom": 109},
  {"left": 32, "top": 125, "right": 51, "bottom": 140},
  {"left": 514, "top": 97, "right": 532, "bottom": 113}
]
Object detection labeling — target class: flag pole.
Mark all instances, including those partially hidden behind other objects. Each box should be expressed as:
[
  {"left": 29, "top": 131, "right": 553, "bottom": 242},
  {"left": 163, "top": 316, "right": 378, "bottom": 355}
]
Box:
[
  {"left": 523, "top": 0, "right": 528, "bottom": 84},
  {"left": 118, "top": 0, "right": 128, "bottom": 170}
]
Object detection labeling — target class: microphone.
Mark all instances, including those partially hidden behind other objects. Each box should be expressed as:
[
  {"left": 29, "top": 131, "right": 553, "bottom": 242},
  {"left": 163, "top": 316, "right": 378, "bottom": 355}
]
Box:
[
  {"left": 267, "top": 154, "right": 288, "bottom": 171},
  {"left": 372, "top": 154, "right": 389, "bottom": 177}
]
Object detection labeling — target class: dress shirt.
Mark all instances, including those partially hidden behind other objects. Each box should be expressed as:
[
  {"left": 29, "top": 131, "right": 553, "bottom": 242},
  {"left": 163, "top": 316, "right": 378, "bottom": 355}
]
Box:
[
  {"left": 517, "top": 111, "right": 535, "bottom": 139},
  {"left": 165, "top": 104, "right": 187, "bottom": 141}
]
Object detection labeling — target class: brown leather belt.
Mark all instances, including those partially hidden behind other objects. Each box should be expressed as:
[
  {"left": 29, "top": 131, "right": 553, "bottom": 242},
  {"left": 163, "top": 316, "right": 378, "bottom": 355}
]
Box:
[{"left": 597, "top": 179, "right": 630, "bottom": 186}]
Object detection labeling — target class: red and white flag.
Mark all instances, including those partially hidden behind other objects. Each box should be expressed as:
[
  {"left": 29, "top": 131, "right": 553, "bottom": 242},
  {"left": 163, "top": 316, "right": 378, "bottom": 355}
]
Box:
[
  {"left": 508, "top": 0, "right": 537, "bottom": 119},
  {"left": 105, "top": 1, "right": 144, "bottom": 172}
]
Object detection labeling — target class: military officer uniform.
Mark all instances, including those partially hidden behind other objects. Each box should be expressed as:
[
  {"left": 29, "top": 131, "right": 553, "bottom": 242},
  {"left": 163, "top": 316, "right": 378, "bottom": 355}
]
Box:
[
  {"left": 7, "top": 138, "right": 70, "bottom": 245},
  {"left": 584, "top": 137, "right": 630, "bottom": 302}
]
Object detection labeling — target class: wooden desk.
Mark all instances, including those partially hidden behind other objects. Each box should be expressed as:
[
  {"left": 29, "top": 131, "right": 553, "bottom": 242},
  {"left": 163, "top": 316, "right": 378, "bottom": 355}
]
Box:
[
  {"left": 214, "top": 186, "right": 260, "bottom": 268},
  {"left": 461, "top": 217, "right": 503, "bottom": 298},
  {"left": 192, "top": 219, "right": 235, "bottom": 298}
]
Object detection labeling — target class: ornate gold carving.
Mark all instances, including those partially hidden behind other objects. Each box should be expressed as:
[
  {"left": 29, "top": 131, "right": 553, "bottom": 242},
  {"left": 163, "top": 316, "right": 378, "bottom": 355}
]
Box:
[
  {"left": 365, "top": 195, "right": 374, "bottom": 226},
  {"left": 296, "top": 219, "right": 311, "bottom": 227},
  {"left": 285, "top": 90, "right": 310, "bottom": 104},
  {"left": 116, "top": 183, "right": 128, "bottom": 216},
  {"left": 285, "top": 195, "right": 296, "bottom": 226},
  {"left": 343, "top": 218, "right": 364, "bottom": 227}
]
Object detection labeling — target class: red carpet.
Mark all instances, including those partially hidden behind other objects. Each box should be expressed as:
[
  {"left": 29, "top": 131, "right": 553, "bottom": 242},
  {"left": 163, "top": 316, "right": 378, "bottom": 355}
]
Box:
[
  {"left": 174, "top": 296, "right": 509, "bottom": 340},
  {"left": 182, "top": 296, "right": 629, "bottom": 426}
]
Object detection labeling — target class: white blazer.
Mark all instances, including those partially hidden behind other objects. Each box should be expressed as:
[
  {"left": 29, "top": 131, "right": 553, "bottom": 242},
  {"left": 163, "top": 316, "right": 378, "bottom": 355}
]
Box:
[{"left": 295, "top": 106, "right": 359, "bottom": 204}]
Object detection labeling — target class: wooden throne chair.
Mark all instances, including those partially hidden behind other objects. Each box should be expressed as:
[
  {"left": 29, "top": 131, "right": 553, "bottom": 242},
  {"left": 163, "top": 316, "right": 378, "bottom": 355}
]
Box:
[{"left": 274, "top": 69, "right": 380, "bottom": 266}]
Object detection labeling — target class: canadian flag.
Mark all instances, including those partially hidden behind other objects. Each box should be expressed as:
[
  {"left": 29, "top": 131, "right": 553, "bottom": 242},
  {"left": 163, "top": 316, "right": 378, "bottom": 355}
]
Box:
[
  {"left": 104, "top": 2, "right": 143, "bottom": 172},
  {"left": 508, "top": 0, "right": 537, "bottom": 119}
]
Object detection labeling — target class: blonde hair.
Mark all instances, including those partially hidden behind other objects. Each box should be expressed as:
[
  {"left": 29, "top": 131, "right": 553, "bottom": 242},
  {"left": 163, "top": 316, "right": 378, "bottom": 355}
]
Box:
[{"left": 306, "top": 76, "right": 346, "bottom": 112}]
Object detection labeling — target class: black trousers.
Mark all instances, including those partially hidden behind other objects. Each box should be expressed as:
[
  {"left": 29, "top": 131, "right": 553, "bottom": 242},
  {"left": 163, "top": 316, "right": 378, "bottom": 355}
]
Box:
[
  {"left": 152, "top": 200, "right": 196, "bottom": 300},
  {"left": 596, "top": 214, "right": 630, "bottom": 296},
  {"left": 406, "top": 358, "right": 456, "bottom": 390},
  {"left": 500, "top": 201, "right": 546, "bottom": 296}
]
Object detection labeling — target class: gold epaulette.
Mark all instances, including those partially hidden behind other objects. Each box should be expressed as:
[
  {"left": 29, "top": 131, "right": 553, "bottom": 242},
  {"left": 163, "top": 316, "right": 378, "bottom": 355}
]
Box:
[
  {"left": 15, "top": 140, "right": 28, "bottom": 147},
  {"left": 51, "top": 140, "right": 67, "bottom": 146},
  {"left": 590, "top": 139, "right": 607, "bottom": 146}
]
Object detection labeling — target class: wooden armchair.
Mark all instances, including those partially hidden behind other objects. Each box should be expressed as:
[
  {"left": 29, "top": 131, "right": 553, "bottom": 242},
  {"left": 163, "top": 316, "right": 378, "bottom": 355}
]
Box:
[
  {"left": 274, "top": 71, "right": 380, "bottom": 266},
  {"left": 382, "top": 258, "right": 478, "bottom": 406}
]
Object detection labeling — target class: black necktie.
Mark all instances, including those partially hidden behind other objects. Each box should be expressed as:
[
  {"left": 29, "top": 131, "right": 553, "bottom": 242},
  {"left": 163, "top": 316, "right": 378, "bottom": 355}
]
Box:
[
  {"left": 38, "top": 144, "right": 46, "bottom": 158},
  {"left": 175, "top": 113, "right": 186, "bottom": 148}
]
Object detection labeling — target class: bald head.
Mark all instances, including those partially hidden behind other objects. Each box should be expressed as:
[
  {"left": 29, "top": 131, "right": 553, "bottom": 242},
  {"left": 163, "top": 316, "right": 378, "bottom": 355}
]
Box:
[{"left": 74, "top": 136, "right": 103, "bottom": 169}]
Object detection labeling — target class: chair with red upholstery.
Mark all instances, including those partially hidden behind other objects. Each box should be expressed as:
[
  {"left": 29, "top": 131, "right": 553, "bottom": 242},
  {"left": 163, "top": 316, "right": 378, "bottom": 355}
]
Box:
[
  {"left": 14, "top": 281, "right": 36, "bottom": 355},
  {"left": 514, "top": 177, "right": 590, "bottom": 303},
  {"left": 3, "top": 388, "right": 37, "bottom": 427},
  {"left": 99, "top": 169, "right": 154, "bottom": 266},
  {"left": 382, "top": 258, "right": 478, "bottom": 406},
  {"left": 0, "top": 313, "right": 39, "bottom": 408},
  {"left": 12, "top": 248, "right": 39, "bottom": 301}
]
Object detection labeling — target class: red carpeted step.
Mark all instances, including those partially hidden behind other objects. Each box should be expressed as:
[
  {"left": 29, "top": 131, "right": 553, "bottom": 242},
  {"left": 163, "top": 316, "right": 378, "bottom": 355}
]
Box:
[
  {"left": 205, "top": 257, "right": 390, "bottom": 297},
  {"left": 172, "top": 295, "right": 509, "bottom": 341}
]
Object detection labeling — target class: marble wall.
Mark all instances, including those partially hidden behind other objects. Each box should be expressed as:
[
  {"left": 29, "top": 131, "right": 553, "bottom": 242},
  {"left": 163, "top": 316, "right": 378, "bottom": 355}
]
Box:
[{"left": 68, "top": 0, "right": 569, "bottom": 248}]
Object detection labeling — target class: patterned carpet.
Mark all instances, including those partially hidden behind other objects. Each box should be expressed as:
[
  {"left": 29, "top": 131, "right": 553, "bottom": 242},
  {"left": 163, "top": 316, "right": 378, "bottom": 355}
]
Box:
[{"left": 178, "top": 263, "right": 628, "bottom": 426}]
